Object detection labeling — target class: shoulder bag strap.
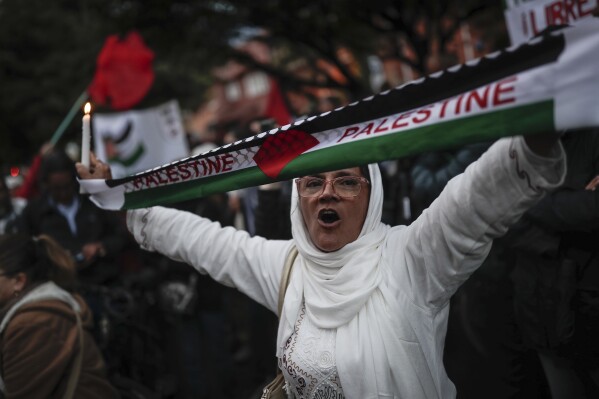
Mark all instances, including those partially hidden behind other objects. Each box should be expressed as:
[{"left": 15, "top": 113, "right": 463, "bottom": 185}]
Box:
[
  {"left": 278, "top": 246, "right": 298, "bottom": 318},
  {"left": 62, "top": 312, "right": 84, "bottom": 399},
  {"left": 261, "top": 247, "right": 298, "bottom": 398}
]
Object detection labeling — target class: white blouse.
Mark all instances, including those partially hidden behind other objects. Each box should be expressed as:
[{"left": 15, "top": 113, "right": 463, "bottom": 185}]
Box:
[{"left": 280, "top": 305, "right": 345, "bottom": 399}]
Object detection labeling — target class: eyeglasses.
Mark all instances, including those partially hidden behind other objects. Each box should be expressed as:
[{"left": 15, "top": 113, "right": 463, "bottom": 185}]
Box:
[{"left": 296, "top": 176, "right": 369, "bottom": 198}]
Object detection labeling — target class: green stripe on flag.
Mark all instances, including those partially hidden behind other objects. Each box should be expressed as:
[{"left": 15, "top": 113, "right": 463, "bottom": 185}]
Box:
[
  {"left": 277, "top": 100, "right": 554, "bottom": 179},
  {"left": 122, "top": 100, "right": 553, "bottom": 209}
]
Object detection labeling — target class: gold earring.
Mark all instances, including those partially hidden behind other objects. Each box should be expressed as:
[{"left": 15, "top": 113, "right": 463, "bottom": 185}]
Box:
[{"left": 13, "top": 290, "right": 21, "bottom": 298}]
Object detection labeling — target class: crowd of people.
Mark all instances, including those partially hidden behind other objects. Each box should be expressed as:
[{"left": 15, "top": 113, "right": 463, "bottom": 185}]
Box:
[{"left": 1, "top": 114, "right": 599, "bottom": 399}]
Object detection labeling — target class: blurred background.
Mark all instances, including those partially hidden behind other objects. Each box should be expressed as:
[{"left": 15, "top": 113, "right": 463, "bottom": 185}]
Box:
[{"left": 0, "top": 0, "right": 507, "bottom": 176}]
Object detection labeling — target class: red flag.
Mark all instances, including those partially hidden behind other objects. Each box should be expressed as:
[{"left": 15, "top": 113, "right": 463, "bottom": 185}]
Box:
[
  {"left": 264, "top": 78, "right": 292, "bottom": 126},
  {"left": 88, "top": 31, "right": 155, "bottom": 110}
]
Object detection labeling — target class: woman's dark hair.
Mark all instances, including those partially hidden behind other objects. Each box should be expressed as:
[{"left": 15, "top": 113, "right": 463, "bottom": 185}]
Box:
[{"left": 0, "top": 234, "right": 76, "bottom": 290}]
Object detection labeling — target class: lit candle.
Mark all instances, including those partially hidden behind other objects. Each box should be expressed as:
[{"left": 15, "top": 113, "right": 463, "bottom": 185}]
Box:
[{"left": 81, "top": 102, "right": 92, "bottom": 167}]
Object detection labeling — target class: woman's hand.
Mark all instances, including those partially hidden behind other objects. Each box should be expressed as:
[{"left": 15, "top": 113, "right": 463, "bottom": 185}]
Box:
[
  {"left": 76, "top": 152, "right": 113, "bottom": 180},
  {"left": 585, "top": 175, "right": 599, "bottom": 191},
  {"left": 81, "top": 241, "right": 106, "bottom": 261}
]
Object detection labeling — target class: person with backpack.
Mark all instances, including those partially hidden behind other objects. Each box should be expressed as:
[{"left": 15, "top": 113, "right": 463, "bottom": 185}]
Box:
[{"left": 0, "top": 234, "right": 119, "bottom": 399}]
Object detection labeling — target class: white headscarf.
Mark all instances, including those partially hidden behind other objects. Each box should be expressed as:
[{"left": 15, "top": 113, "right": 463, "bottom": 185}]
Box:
[
  {"left": 288, "top": 163, "right": 388, "bottom": 328},
  {"left": 277, "top": 164, "right": 420, "bottom": 398}
]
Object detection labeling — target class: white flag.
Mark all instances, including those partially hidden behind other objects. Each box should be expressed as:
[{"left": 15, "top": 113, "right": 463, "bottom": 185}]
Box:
[{"left": 92, "top": 100, "right": 190, "bottom": 178}]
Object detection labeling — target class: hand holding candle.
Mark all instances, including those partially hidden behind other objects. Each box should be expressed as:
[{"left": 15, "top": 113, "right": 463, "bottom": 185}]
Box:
[{"left": 81, "top": 102, "right": 92, "bottom": 167}]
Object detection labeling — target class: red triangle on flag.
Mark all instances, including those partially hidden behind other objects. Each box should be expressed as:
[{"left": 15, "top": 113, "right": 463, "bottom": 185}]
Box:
[{"left": 253, "top": 130, "right": 319, "bottom": 179}]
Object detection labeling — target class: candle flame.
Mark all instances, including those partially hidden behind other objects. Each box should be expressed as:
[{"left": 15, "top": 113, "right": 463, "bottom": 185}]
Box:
[{"left": 84, "top": 102, "right": 92, "bottom": 114}]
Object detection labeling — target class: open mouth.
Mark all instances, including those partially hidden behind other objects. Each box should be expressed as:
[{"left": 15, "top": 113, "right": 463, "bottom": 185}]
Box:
[{"left": 318, "top": 209, "right": 340, "bottom": 224}]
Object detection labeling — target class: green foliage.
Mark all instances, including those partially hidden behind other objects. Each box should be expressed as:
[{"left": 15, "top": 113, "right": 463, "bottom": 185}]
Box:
[{"left": 0, "top": 0, "right": 232, "bottom": 164}]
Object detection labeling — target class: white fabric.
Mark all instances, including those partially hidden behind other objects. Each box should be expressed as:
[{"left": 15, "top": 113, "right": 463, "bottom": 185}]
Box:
[
  {"left": 287, "top": 164, "right": 388, "bottom": 329},
  {"left": 278, "top": 164, "right": 396, "bottom": 396},
  {"left": 126, "top": 136, "right": 566, "bottom": 399},
  {"left": 281, "top": 305, "right": 344, "bottom": 398},
  {"left": 0, "top": 281, "right": 81, "bottom": 393},
  {"left": 78, "top": 179, "right": 125, "bottom": 211}
]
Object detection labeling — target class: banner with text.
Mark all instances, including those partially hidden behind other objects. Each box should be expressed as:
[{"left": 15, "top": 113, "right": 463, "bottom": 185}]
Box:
[
  {"left": 81, "top": 18, "right": 599, "bottom": 210},
  {"left": 92, "top": 100, "right": 189, "bottom": 178},
  {"left": 504, "top": 0, "right": 596, "bottom": 45}
]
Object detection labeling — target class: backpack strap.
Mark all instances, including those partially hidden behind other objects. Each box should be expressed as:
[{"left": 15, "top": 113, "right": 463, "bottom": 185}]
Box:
[
  {"left": 63, "top": 312, "right": 83, "bottom": 399},
  {"left": 277, "top": 246, "right": 298, "bottom": 317}
]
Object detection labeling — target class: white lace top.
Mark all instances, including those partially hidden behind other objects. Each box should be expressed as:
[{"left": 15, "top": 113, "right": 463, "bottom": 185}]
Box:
[{"left": 280, "top": 305, "right": 345, "bottom": 399}]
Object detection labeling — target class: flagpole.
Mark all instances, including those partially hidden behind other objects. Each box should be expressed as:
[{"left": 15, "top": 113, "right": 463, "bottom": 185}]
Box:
[{"left": 50, "top": 90, "right": 89, "bottom": 145}]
